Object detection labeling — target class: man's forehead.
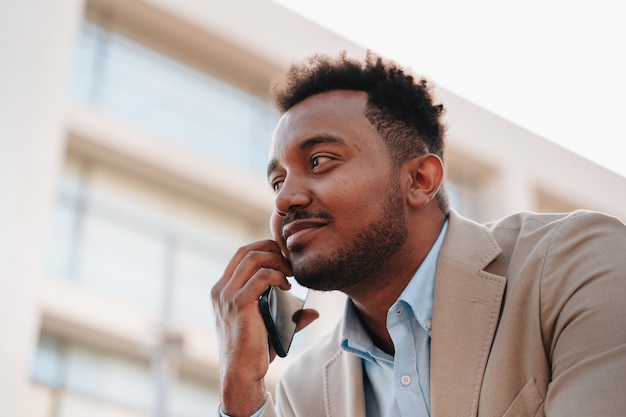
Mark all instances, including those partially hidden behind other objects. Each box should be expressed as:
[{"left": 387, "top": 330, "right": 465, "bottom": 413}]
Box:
[
  {"left": 266, "top": 90, "right": 372, "bottom": 173},
  {"left": 272, "top": 90, "right": 368, "bottom": 137}
]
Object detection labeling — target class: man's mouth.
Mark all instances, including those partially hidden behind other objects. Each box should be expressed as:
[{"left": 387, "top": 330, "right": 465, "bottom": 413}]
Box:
[{"left": 282, "top": 217, "right": 330, "bottom": 250}]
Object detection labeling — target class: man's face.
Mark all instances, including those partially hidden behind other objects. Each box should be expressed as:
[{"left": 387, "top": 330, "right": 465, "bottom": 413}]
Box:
[{"left": 267, "top": 90, "right": 408, "bottom": 291}]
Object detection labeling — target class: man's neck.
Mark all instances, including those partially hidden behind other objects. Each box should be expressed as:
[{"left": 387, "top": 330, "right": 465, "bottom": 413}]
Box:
[{"left": 344, "top": 213, "right": 446, "bottom": 355}]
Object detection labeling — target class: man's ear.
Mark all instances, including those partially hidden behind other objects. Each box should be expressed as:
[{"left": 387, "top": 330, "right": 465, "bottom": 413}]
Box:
[{"left": 404, "top": 154, "right": 445, "bottom": 208}]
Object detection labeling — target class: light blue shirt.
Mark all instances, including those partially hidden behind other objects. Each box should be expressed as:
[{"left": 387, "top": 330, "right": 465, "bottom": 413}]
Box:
[
  {"left": 221, "top": 221, "right": 448, "bottom": 417},
  {"left": 340, "top": 220, "right": 448, "bottom": 417}
]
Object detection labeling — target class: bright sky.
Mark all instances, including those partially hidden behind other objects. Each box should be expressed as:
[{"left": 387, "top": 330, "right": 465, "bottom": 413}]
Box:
[{"left": 272, "top": 0, "right": 626, "bottom": 178}]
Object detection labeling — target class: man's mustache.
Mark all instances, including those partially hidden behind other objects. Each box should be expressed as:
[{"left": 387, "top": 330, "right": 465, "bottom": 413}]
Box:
[{"left": 282, "top": 211, "right": 334, "bottom": 227}]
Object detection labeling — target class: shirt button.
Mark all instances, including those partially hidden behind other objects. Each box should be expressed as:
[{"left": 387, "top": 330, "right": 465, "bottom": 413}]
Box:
[
  {"left": 426, "top": 319, "right": 432, "bottom": 330},
  {"left": 401, "top": 375, "right": 411, "bottom": 386}
]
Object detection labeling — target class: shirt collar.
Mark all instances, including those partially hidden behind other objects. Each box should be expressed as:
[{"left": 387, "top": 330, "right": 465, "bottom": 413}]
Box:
[{"left": 398, "top": 219, "right": 448, "bottom": 335}]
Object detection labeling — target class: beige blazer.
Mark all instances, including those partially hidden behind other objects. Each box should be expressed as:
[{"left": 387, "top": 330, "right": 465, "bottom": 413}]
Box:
[{"left": 261, "top": 210, "right": 626, "bottom": 417}]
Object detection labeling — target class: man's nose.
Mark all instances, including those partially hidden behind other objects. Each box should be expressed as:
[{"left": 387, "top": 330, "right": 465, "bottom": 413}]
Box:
[{"left": 275, "top": 175, "right": 312, "bottom": 215}]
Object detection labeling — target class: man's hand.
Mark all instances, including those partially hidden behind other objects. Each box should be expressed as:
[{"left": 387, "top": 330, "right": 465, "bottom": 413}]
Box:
[{"left": 211, "top": 240, "right": 317, "bottom": 417}]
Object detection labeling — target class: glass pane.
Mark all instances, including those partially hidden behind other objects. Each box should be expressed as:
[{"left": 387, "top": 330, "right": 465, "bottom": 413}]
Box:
[
  {"left": 70, "top": 22, "right": 103, "bottom": 101},
  {"left": 32, "top": 335, "right": 220, "bottom": 417},
  {"left": 58, "top": 392, "right": 149, "bottom": 417},
  {"left": 170, "top": 375, "right": 220, "bottom": 417},
  {"left": 64, "top": 345, "right": 152, "bottom": 412},
  {"left": 77, "top": 212, "right": 166, "bottom": 309},
  {"left": 31, "top": 335, "right": 63, "bottom": 387},
  {"left": 70, "top": 22, "right": 277, "bottom": 174},
  {"left": 445, "top": 179, "right": 483, "bottom": 221},
  {"left": 46, "top": 194, "right": 79, "bottom": 277},
  {"left": 86, "top": 161, "right": 171, "bottom": 227},
  {"left": 171, "top": 243, "right": 225, "bottom": 329},
  {"left": 45, "top": 161, "right": 87, "bottom": 278}
]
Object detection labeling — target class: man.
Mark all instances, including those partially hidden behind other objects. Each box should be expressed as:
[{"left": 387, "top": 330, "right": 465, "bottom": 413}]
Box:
[{"left": 211, "top": 52, "right": 626, "bottom": 417}]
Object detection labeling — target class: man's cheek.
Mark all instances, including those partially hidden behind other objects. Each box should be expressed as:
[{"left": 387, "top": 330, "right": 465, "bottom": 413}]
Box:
[{"left": 269, "top": 210, "right": 287, "bottom": 253}]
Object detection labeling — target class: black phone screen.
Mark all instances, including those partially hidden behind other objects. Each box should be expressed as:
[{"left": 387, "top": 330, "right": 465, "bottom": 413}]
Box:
[{"left": 259, "top": 283, "right": 308, "bottom": 357}]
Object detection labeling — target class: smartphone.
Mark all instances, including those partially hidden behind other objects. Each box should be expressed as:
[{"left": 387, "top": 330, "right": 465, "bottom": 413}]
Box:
[{"left": 259, "top": 279, "right": 309, "bottom": 357}]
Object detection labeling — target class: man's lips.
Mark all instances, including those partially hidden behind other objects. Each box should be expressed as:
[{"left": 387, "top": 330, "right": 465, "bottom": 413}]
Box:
[{"left": 282, "top": 219, "right": 328, "bottom": 249}]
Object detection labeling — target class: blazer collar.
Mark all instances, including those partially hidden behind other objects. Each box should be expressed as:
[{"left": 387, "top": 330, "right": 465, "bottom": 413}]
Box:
[{"left": 430, "top": 210, "right": 506, "bottom": 417}]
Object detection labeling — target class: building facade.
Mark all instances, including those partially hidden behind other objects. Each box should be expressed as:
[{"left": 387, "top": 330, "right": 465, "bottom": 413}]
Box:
[{"left": 1, "top": 0, "right": 625, "bottom": 416}]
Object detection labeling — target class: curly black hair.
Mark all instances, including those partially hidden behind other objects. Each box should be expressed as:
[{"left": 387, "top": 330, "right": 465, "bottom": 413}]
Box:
[{"left": 271, "top": 51, "right": 449, "bottom": 213}]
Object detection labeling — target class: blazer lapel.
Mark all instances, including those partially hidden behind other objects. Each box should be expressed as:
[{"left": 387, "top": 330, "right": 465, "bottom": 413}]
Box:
[
  {"left": 323, "top": 347, "right": 366, "bottom": 417},
  {"left": 430, "top": 211, "right": 506, "bottom": 417}
]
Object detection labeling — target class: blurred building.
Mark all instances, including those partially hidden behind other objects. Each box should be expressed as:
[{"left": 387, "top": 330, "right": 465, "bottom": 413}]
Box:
[{"left": 2, "top": 0, "right": 625, "bottom": 416}]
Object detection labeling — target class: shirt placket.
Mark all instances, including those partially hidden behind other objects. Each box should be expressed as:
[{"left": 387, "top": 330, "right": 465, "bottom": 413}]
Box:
[{"left": 388, "top": 303, "right": 430, "bottom": 417}]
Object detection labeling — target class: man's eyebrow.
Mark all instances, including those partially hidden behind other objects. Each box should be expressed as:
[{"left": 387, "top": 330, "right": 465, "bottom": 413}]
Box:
[
  {"left": 298, "top": 134, "right": 346, "bottom": 151},
  {"left": 266, "top": 135, "right": 346, "bottom": 178}
]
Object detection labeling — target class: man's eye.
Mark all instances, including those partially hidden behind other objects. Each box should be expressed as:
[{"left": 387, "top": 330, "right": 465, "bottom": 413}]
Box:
[
  {"left": 272, "top": 180, "right": 283, "bottom": 192},
  {"left": 312, "top": 155, "right": 331, "bottom": 168}
]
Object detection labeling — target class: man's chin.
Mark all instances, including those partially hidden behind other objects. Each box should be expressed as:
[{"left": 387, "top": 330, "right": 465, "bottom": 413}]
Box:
[
  {"left": 288, "top": 252, "right": 308, "bottom": 274},
  {"left": 290, "top": 256, "right": 317, "bottom": 285},
  {"left": 286, "top": 244, "right": 312, "bottom": 265}
]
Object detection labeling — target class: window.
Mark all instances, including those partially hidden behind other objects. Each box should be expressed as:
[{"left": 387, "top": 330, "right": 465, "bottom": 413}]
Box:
[
  {"left": 71, "top": 21, "right": 278, "bottom": 174},
  {"left": 31, "top": 334, "right": 220, "bottom": 417},
  {"left": 446, "top": 178, "right": 485, "bottom": 222},
  {"left": 445, "top": 150, "right": 493, "bottom": 222},
  {"left": 46, "top": 153, "right": 254, "bottom": 328}
]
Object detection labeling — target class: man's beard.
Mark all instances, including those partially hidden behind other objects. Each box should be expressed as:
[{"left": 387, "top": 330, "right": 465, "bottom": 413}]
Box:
[{"left": 291, "top": 183, "right": 408, "bottom": 292}]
